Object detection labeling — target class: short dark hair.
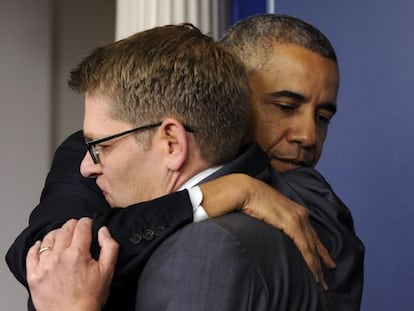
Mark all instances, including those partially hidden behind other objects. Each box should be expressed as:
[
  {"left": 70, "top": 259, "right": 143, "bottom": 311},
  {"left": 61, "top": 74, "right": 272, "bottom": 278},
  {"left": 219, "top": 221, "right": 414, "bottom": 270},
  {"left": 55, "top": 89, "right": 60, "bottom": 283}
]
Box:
[{"left": 220, "top": 14, "right": 337, "bottom": 73}]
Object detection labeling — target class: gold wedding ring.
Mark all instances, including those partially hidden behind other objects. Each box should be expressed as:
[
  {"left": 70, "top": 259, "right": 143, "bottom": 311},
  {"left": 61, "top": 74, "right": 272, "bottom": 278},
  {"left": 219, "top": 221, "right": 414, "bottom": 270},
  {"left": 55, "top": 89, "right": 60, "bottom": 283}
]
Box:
[{"left": 38, "top": 246, "right": 52, "bottom": 254}]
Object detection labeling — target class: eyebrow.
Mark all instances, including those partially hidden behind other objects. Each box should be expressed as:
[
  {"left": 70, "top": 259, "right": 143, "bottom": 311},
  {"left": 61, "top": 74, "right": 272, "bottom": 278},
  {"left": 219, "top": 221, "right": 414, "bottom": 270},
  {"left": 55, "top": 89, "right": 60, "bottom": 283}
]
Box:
[
  {"left": 83, "top": 131, "right": 111, "bottom": 142},
  {"left": 83, "top": 133, "right": 93, "bottom": 142},
  {"left": 83, "top": 132, "right": 102, "bottom": 143},
  {"left": 266, "top": 90, "right": 305, "bottom": 101},
  {"left": 265, "top": 90, "right": 337, "bottom": 114}
]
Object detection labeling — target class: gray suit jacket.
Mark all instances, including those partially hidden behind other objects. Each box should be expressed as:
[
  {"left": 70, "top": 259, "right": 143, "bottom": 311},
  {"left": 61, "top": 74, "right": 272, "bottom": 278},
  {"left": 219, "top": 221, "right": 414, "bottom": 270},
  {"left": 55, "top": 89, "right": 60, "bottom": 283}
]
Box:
[{"left": 135, "top": 144, "right": 364, "bottom": 311}]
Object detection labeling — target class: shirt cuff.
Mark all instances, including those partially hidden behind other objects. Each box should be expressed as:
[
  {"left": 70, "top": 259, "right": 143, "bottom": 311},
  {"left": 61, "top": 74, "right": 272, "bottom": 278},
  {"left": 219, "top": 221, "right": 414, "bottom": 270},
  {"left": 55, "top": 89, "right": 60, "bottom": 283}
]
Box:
[{"left": 187, "top": 186, "right": 209, "bottom": 222}]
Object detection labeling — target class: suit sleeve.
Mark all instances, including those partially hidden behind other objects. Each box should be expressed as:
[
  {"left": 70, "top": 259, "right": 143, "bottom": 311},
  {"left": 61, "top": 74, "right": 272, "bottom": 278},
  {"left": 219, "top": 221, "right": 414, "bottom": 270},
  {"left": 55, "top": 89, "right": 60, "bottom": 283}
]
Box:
[
  {"left": 135, "top": 214, "right": 330, "bottom": 311},
  {"left": 5, "top": 131, "right": 194, "bottom": 288},
  {"left": 278, "top": 168, "right": 365, "bottom": 311}
]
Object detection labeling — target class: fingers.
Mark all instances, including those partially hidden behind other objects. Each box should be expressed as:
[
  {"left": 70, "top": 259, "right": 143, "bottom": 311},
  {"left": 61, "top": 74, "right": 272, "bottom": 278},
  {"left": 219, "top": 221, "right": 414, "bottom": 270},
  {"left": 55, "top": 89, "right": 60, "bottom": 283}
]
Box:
[
  {"left": 288, "top": 220, "right": 324, "bottom": 285},
  {"left": 40, "top": 229, "right": 57, "bottom": 252},
  {"left": 293, "top": 226, "right": 335, "bottom": 291},
  {"left": 29, "top": 218, "right": 94, "bottom": 266},
  {"left": 26, "top": 240, "right": 42, "bottom": 273},
  {"left": 71, "top": 218, "right": 93, "bottom": 253},
  {"left": 313, "top": 230, "right": 336, "bottom": 291},
  {"left": 291, "top": 215, "right": 328, "bottom": 288},
  {"left": 315, "top": 233, "right": 336, "bottom": 269},
  {"left": 97, "top": 226, "right": 119, "bottom": 275},
  {"left": 257, "top": 189, "right": 335, "bottom": 291},
  {"left": 26, "top": 220, "right": 114, "bottom": 311},
  {"left": 28, "top": 218, "right": 116, "bottom": 278},
  {"left": 53, "top": 219, "right": 77, "bottom": 251}
]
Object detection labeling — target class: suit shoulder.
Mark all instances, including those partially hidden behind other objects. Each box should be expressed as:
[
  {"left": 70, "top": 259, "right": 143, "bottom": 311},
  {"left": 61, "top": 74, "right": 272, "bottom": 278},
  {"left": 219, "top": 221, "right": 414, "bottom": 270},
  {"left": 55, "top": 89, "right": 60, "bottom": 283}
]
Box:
[
  {"left": 142, "top": 213, "right": 323, "bottom": 310},
  {"left": 165, "top": 213, "right": 308, "bottom": 282},
  {"left": 172, "top": 213, "right": 299, "bottom": 261}
]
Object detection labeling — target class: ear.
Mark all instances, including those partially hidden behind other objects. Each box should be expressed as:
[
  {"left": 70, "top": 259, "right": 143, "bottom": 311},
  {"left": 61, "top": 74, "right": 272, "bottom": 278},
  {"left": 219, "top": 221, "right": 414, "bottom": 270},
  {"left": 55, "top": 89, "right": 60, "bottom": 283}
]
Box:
[{"left": 158, "top": 118, "right": 189, "bottom": 171}]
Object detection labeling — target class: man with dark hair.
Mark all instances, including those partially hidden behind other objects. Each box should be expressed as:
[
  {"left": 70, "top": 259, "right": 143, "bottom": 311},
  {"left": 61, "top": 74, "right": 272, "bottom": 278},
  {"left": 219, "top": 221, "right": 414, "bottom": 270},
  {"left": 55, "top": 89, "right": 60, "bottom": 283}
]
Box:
[
  {"left": 220, "top": 14, "right": 338, "bottom": 174},
  {"left": 221, "top": 14, "right": 364, "bottom": 309}
]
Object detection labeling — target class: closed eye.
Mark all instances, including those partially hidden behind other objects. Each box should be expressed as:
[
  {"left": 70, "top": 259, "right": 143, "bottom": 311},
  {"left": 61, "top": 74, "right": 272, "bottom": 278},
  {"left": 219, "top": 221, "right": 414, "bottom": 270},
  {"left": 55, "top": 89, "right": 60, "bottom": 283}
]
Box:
[
  {"left": 271, "top": 102, "right": 298, "bottom": 113},
  {"left": 316, "top": 106, "right": 336, "bottom": 125},
  {"left": 316, "top": 113, "right": 332, "bottom": 125}
]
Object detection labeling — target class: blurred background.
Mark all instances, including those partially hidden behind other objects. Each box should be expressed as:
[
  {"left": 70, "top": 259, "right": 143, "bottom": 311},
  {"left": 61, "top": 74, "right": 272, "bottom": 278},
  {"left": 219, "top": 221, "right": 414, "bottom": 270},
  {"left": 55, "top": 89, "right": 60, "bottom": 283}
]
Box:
[{"left": 1, "top": 0, "right": 413, "bottom": 310}]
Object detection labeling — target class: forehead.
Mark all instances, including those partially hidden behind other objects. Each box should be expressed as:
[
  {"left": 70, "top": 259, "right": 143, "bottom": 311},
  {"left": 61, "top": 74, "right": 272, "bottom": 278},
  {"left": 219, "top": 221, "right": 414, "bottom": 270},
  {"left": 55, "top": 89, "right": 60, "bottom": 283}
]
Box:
[
  {"left": 83, "top": 92, "right": 129, "bottom": 139},
  {"left": 252, "top": 43, "right": 339, "bottom": 100}
]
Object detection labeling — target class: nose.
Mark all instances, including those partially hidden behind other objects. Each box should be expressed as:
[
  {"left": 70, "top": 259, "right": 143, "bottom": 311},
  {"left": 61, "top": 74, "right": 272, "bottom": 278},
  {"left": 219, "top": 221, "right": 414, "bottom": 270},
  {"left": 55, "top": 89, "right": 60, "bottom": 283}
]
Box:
[
  {"left": 288, "top": 113, "right": 317, "bottom": 148},
  {"left": 80, "top": 152, "right": 102, "bottom": 178}
]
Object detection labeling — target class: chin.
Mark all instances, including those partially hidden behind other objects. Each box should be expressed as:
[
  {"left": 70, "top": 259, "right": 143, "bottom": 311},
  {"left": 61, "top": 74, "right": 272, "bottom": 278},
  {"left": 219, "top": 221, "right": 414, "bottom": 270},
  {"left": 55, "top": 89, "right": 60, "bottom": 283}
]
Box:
[{"left": 271, "top": 161, "right": 301, "bottom": 173}]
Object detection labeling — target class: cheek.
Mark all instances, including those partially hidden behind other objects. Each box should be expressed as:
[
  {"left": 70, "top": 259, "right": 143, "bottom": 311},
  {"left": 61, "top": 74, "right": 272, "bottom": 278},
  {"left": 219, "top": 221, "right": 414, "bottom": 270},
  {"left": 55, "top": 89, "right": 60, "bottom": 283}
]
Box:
[
  {"left": 106, "top": 153, "right": 137, "bottom": 187},
  {"left": 254, "top": 120, "right": 286, "bottom": 151},
  {"left": 317, "top": 126, "right": 328, "bottom": 145},
  {"left": 251, "top": 103, "right": 287, "bottom": 150},
  {"left": 314, "top": 127, "right": 328, "bottom": 157},
  {"left": 113, "top": 162, "right": 142, "bottom": 205},
  {"left": 121, "top": 158, "right": 141, "bottom": 185}
]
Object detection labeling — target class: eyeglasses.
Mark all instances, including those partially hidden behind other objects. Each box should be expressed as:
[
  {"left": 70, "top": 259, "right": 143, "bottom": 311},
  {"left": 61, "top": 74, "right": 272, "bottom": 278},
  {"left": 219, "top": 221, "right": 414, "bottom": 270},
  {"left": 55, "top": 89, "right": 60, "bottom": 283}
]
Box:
[
  {"left": 85, "top": 122, "right": 195, "bottom": 164},
  {"left": 85, "top": 122, "right": 161, "bottom": 164}
]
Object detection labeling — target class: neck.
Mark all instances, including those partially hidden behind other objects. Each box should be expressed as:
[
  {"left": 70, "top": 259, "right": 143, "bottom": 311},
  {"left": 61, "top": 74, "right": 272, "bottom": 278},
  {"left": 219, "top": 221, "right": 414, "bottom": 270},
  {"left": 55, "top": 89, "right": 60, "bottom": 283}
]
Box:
[{"left": 166, "top": 160, "right": 211, "bottom": 192}]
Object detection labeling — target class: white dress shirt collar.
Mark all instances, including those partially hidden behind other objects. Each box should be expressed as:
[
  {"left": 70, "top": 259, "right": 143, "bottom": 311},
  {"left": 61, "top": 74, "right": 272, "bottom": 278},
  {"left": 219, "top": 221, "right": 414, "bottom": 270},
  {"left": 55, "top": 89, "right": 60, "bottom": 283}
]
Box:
[{"left": 177, "top": 166, "right": 222, "bottom": 191}]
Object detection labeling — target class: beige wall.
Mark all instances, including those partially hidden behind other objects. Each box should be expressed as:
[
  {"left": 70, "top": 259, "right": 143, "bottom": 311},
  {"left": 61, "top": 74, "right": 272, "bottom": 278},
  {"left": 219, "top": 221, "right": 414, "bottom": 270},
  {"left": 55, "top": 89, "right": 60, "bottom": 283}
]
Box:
[
  {"left": 1, "top": 1, "right": 229, "bottom": 309},
  {"left": 52, "top": 0, "right": 115, "bottom": 147},
  {"left": 0, "top": 1, "right": 114, "bottom": 310}
]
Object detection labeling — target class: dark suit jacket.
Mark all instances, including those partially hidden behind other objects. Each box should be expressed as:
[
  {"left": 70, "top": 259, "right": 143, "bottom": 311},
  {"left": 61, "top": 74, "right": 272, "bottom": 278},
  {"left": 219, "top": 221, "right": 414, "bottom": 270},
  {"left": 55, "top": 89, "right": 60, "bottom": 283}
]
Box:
[
  {"left": 5, "top": 131, "right": 194, "bottom": 310},
  {"left": 5, "top": 132, "right": 364, "bottom": 310},
  {"left": 135, "top": 144, "right": 364, "bottom": 311}
]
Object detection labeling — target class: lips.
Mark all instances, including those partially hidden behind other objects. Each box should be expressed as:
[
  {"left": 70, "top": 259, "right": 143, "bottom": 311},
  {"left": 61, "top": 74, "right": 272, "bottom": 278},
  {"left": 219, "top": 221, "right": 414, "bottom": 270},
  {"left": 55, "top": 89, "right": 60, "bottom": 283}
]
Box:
[
  {"left": 101, "top": 190, "right": 114, "bottom": 207},
  {"left": 96, "top": 180, "right": 109, "bottom": 200},
  {"left": 278, "top": 157, "right": 310, "bottom": 167},
  {"left": 269, "top": 155, "right": 312, "bottom": 172}
]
